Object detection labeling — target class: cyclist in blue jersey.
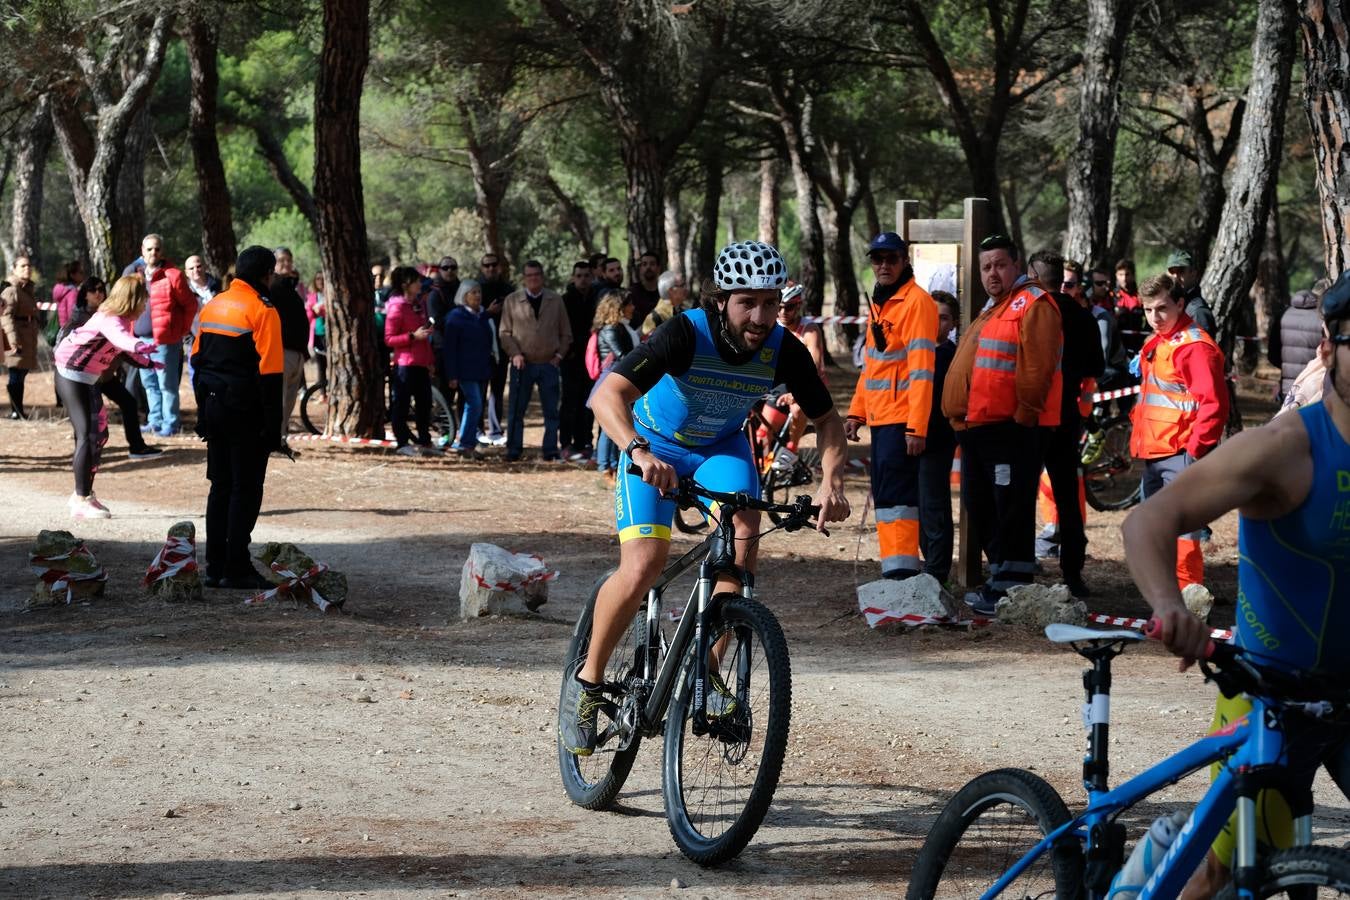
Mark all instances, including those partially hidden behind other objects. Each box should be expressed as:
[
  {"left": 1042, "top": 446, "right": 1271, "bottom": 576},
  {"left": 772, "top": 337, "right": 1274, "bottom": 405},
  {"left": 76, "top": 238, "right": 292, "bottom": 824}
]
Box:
[
  {"left": 1122, "top": 271, "right": 1350, "bottom": 898},
  {"left": 560, "top": 241, "right": 852, "bottom": 756}
]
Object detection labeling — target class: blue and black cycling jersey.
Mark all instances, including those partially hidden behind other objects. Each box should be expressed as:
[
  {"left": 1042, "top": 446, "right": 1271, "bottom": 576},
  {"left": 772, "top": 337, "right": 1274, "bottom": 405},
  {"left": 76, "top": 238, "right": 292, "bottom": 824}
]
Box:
[{"left": 1236, "top": 401, "right": 1350, "bottom": 676}]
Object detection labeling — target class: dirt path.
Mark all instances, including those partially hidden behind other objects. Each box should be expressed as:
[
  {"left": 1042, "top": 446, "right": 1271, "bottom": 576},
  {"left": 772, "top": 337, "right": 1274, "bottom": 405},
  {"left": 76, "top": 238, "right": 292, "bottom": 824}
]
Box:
[{"left": 2, "top": 372, "right": 1346, "bottom": 899}]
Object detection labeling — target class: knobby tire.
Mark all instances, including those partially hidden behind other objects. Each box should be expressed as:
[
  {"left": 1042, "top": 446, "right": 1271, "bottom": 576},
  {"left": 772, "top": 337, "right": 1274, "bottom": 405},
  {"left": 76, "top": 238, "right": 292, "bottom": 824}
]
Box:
[
  {"left": 906, "top": 767, "right": 1084, "bottom": 900},
  {"left": 557, "top": 568, "right": 643, "bottom": 810},
  {"left": 1214, "top": 846, "right": 1350, "bottom": 898},
  {"left": 662, "top": 595, "right": 791, "bottom": 866}
]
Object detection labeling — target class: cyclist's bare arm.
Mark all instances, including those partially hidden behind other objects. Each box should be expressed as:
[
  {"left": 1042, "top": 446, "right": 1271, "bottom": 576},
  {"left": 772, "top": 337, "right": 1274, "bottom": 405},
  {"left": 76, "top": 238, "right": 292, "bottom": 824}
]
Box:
[
  {"left": 1121, "top": 415, "right": 1311, "bottom": 665},
  {"left": 590, "top": 371, "right": 678, "bottom": 491},
  {"left": 808, "top": 410, "right": 851, "bottom": 530}
]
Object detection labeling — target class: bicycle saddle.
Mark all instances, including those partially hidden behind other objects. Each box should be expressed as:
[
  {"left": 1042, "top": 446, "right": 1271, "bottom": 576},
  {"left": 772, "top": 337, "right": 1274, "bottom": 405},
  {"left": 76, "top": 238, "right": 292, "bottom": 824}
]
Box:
[{"left": 1045, "top": 624, "right": 1145, "bottom": 644}]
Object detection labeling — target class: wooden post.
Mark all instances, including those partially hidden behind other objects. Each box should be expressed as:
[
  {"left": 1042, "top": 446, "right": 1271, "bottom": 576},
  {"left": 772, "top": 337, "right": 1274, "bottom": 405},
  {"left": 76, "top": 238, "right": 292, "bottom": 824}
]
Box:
[
  {"left": 896, "top": 200, "right": 920, "bottom": 242},
  {"left": 958, "top": 198, "right": 990, "bottom": 589}
]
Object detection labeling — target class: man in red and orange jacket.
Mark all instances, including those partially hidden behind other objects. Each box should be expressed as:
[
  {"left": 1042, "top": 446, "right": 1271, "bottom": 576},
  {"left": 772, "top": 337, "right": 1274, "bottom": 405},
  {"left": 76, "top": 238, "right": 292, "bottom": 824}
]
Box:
[
  {"left": 1130, "top": 273, "right": 1228, "bottom": 590},
  {"left": 845, "top": 232, "right": 939, "bottom": 581},
  {"left": 942, "top": 234, "right": 1063, "bottom": 615}
]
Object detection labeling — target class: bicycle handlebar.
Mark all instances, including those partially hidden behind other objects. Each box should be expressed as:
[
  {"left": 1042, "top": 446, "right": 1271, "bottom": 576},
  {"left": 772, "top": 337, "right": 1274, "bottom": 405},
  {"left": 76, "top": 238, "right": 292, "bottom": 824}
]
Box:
[
  {"left": 624, "top": 463, "right": 824, "bottom": 533},
  {"left": 1143, "top": 617, "right": 1347, "bottom": 713}
]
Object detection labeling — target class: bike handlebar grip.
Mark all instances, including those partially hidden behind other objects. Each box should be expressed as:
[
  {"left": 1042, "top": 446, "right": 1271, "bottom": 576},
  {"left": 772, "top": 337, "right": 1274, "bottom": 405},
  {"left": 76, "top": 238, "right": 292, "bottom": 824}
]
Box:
[
  {"left": 627, "top": 463, "right": 643, "bottom": 476},
  {"left": 1144, "top": 616, "right": 1219, "bottom": 660}
]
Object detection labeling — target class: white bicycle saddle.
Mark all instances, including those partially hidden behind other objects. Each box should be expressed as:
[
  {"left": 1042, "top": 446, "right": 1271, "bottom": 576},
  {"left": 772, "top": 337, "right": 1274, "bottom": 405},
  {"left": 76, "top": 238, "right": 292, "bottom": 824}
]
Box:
[{"left": 1045, "top": 623, "right": 1146, "bottom": 644}]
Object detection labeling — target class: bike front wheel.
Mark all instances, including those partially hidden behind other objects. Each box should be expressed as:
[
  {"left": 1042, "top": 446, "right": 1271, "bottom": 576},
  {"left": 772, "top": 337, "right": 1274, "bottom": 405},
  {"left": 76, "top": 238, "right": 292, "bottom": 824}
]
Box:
[
  {"left": 662, "top": 595, "right": 791, "bottom": 866},
  {"left": 906, "top": 767, "right": 1084, "bottom": 900},
  {"left": 1215, "top": 846, "right": 1350, "bottom": 898},
  {"left": 557, "top": 569, "right": 647, "bottom": 810}
]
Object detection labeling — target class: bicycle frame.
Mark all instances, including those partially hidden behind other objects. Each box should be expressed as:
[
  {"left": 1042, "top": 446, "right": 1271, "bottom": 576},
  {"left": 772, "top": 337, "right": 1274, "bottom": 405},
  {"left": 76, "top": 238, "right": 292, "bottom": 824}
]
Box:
[
  {"left": 983, "top": 685, "right": 1322, "bottom": 899},
  {"left": 632, "top": 499, "right": 753, "bottom": 739}
]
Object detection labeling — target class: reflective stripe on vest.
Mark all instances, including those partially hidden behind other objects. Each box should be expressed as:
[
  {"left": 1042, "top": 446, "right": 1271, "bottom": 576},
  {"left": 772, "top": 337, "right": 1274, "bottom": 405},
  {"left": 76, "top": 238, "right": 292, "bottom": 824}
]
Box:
[
  {"left": 1129, "top": 324, "right": 1219, "bottom": 457},
  {"left": 966, "top": 284, "right": 1062, "bottom": 427}
]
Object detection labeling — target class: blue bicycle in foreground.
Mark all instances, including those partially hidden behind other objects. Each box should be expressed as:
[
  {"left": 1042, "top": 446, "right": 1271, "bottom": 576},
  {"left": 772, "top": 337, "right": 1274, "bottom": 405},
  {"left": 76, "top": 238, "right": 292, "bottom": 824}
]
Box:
[{"left": 907, "top": 623, "right": 1350, "bottom": 899}]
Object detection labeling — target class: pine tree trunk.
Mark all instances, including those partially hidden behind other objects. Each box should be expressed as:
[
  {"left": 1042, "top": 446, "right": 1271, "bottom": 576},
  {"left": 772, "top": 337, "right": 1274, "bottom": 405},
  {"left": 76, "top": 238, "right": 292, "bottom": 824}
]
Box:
[
  {"left": 622, "top": 135, "right": 666, "bottom": 271},
  {"left": 9, "top": 95, "right": 52, "bottom": 261},
  {"left": 664, "top": 191, "right": 684, "bottom": 276},
  {"left": 251, "top": 122, "right": 320, "bottom": 241},
  {"left": 695, "top": 147, "right": 722, "bottom": 289},
  {"left": 825, "top": 204, "right": 860, "bottom": 319},
  {"left": 314, "top": 0, "right": 381, "bottom": 437},
  {"left": 757, "top": 158, "right": 779, "bottom": 244},
  {"left": 114, "top": 102, "right": 150, "bottom": 267},
  {"left": 1105, "top": 203, "right": 1133, "bottom": 267},
  {"left": 1251, "top": 199, "right": 1286, "bottom": 372},
  {"left": 461, "top": 103, "right": 509, "bottom": 267},
  {"left": 185, "top": 16, "right": 237, "bottom": 277},
  {"left": 1201, "top": 0, "right": 1297, "bottom": 356},
  {"left": 774, "top": 90, "right": 826, "bottom": 316},
  {"left": 540, "top": 172, "right": 596, "bottom": 255},
  {"left": 1300, "top": 0, "right": 1350, "bottom": 277},
  {"left": 1064, "top": 0, "right": 1136, "bottom": 269}
]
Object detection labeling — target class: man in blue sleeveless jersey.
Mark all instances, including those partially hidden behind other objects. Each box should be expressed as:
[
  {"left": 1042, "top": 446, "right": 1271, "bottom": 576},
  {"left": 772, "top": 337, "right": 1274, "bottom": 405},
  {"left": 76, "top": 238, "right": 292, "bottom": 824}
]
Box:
[
  {"left": 1122, "top": 271, "right": 1350, "bottom": 897},
  {"left": 561, "top": 241, "right": 851, "bottom": 756}
]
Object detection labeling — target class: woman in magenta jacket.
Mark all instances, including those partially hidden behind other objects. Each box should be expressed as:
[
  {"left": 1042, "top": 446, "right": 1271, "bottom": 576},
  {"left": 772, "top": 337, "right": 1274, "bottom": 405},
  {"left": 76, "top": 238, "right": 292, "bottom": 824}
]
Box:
[{"left": 383, "top": 266, "right": 439, "bottom": 456}]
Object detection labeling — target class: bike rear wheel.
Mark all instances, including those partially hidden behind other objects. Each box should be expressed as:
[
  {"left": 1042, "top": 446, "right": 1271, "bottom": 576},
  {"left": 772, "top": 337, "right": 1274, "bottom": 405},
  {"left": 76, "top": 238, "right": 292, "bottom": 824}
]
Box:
[
  {"left": 662, "top": 595, "right": 791, "bottom": 866},
  {"left": 906, "top": 767, "right": 1084, "bottom": 900},
  {"left": 557, "top": 569, "right": 647, "bottom": 810},
  {"left": 1215, "top": 846, "right": 1350, "bottom": 897},
  {"left": 1083, "top": 416, "right": 1143, "bottom": 512},
  {"left": 300, "top": 381, "right": 329, "bottom": 435}
]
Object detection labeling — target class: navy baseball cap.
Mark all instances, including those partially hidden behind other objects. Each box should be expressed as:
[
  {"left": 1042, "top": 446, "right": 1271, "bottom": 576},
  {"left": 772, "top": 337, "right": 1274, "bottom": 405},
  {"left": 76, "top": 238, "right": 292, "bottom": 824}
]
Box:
[{"left": 867, "top": 232, "right": 907, "bottom": 256}]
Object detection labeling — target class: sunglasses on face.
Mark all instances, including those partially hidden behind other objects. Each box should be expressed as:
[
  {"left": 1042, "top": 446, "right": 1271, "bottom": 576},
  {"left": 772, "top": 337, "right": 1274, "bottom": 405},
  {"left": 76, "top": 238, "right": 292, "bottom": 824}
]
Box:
[
  {"left": 869, "top": 253, "right": 901, "bottom": 264},
  {"left": 1062, "top": 280, "right": 1079, "bottom": 288},
  {"left": 1330, "top": 333, "right": 1350, "bottom": 346},
  {"left": 1093, "top": 280, "right": 1109, "bottom": 287},
  {"left": 440, "top": 264, "right": 457, "bottom": 271}
]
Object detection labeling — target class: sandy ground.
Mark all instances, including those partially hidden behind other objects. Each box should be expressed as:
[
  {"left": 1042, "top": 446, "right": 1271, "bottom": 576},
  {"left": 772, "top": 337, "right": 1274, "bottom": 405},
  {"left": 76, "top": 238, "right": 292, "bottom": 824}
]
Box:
[{"left": 2, "top": 365, "right": 1347, "bottom": 899}]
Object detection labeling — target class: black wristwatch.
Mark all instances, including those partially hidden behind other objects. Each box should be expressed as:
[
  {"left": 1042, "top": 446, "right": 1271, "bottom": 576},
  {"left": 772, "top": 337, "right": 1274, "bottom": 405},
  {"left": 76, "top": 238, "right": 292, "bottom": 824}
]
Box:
[{"left": 625, "top": 435, "right": 651, "bottom": 457}]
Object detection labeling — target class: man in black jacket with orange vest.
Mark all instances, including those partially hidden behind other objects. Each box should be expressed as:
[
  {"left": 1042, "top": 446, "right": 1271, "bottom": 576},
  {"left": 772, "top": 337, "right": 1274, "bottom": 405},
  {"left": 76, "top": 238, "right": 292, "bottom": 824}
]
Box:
[{"left": 191, "top": 246, "right": 285, "bottom": 590}]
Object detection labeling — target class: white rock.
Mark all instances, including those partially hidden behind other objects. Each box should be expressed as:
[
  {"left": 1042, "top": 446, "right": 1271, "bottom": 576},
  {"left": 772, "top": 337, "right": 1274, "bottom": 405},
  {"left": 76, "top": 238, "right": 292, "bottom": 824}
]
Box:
[
  {"left": 857, "top": 574, "right": 957, "bottom": 624},
  {"left": 459, "top": 543, "right": 554, "bottom": 619},
  {"left": 997, "top": 583, "right": 1088, "bottom": 627},
  {"left": 1182, "top": 583, "right": 1215, "bottom": 620}
]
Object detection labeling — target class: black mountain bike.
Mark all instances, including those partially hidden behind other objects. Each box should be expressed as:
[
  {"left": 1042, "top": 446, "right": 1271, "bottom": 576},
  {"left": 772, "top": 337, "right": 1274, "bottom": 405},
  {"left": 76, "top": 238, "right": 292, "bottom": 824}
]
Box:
[{"left": 557, "top": 470, "right": 822, "bottom": 866}]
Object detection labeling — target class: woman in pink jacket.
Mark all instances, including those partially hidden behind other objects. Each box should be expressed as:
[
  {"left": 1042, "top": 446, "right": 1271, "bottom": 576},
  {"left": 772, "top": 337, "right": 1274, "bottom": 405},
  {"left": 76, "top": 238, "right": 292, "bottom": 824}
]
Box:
[
  {"left": 383, "top": 266, "right": 440, "bottom": 456},
  {"left": 53, "top": 275, "right": 157, "bottom": 518}
]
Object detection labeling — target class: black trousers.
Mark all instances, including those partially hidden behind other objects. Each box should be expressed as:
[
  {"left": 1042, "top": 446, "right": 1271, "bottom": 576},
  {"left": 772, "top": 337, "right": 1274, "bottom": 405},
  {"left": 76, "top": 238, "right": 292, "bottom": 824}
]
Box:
[
  {"left": 390, "top": 364, "right": 431, "bottom": 447},
  {"left": 918, "top": 444, "right": 957, "bottom": 583},
  {"left": 205, "top": 431, "right": 271, "bottom": 578},
  {"left": 97, "top": 376, "right": 151, "bottom": 452},
  {"left": 959, "top": 421, "right": 1048, "bottom": 593},
  {"left": 558, "top": 356, "right": 595, "bottom": 452},
  {"left": 53, "top": 373, "right": 99, "bottom": 496},
  {"left": 1043, "top": 412, "right": 1087, "bottom": 581}
]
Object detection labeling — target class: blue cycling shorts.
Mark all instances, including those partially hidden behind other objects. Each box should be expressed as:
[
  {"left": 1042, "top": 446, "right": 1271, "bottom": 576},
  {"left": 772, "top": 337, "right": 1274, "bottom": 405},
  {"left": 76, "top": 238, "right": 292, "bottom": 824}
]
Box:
[{"left": 614, "top": 425, "right": 759, "bottom": 543}]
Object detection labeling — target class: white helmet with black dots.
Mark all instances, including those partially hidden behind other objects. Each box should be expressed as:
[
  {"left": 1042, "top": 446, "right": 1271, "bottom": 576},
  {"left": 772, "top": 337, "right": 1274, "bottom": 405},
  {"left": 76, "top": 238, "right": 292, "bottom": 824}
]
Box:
[{"left": 713, "top": 241, "right": 789, "bottom": 291}]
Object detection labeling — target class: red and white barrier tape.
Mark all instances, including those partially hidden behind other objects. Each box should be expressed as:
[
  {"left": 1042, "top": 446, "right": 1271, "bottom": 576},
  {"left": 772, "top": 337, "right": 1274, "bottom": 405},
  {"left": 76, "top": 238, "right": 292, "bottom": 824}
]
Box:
[
  {"left": 802, "top": 315, "right": 870, "bottom": 325},
  {"left": 861, "top": 606, "right": 994, "bottom": 628},
  {"left": 1090, "top": 384, "right": 1142, "bottom": 402},
  {"left": 30, "top": 543, "right": 108, "bottom": 603},
  {"left": 468, "top": 553, "right": 558, "bottom": 593},
  {"left": 246, "top": 561, "right": 339, "bottom": 611},
  {"left": 1087, "top": 612, "right": 1232, "bottom": 641},
  {"left": 288, "top": 432, "right": 401, "bottom": 449},
  {"left": 143, "top": 535, "right": 197, "bottom": 586}
]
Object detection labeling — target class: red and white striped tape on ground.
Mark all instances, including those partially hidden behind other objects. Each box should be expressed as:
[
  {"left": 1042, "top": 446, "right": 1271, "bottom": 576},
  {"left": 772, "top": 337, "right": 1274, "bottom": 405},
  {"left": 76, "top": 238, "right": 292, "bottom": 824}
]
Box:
[
  {"left": 246, "top": 561, "right": 339, "bottom": 612},
  {"left": 858, "top": 604, "right": 1233, "bottom": 640},
  {"left": 468, "top": 553, "right": 558, "bottom": 593},
  {"left": 30, "top": 543, "right": 108, "bottom": 604},
  {"left": 143, "top": 536, "right": 197, "bottom": 587},
  {"left": 288, "top": 432, "right": 401, "bottom": 449}
]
